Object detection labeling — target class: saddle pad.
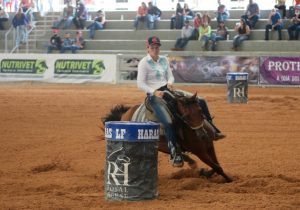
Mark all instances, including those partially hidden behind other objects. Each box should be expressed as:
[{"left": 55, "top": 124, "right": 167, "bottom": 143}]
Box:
[{"left": 131, "top": 104, "right": 165, "bottom": 135}]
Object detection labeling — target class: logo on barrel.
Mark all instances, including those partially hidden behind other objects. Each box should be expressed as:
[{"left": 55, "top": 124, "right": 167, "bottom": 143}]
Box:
[{"left": 106, "top": 147, "right": 131, "bottom": 199}]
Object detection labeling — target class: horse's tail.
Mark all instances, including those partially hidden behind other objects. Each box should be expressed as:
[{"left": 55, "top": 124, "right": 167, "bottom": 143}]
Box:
[{"left": 101, "top": 104, "right": 130, "bottom": 125}]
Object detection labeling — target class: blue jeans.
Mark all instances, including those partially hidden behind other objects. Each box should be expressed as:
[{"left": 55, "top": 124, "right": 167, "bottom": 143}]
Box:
[
  {"left": 217, "top": 12, "right": 229, "bottom": 23},
  {"left": 241, "top": 14, "right": 259, "bottom": 29},
  {"left": 60, "top": 45, "right": 78, "bottom": 53},
  {"left": 200, "top": 35, "right": 211, "bottom": 50},
  {"left": 148, "top": 95, "right": 177, "bottom": 147},
  {"left": 147, "top": 14, "right": 160, "bottom": 29},
  {"left": 88, "top": 21, "right": 104, "bottom": 39},
  {"left": 15, "top": 25, "right": 27, "bottom": 46},
  {"left": 47, "top": 45, "right": 60, "bottom": 53},
  {"left": 265, "top": 24, "right": 283, "bottom": 40},
  {"left": 133, "top": 16, "right": 146, "bottom": 29},
  {"left": 54, "top": 17, "right": 73, "bottom": 29},
  {"left": 288, "top": 23, "right": 300, "bottom": 40},
  {"left": 233, "top": 34, "right": 249, "bottom": 48},
  {"left": 211, "top": 33, "right": 225, "bottom": 51},
  {"left": 175, "top": 37, "right": 189, "bottom": 49}
]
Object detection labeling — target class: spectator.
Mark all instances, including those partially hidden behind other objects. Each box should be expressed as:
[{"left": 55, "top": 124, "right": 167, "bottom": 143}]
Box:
[
  {"left": 60, "top": 32, "right": 77, "bottom": 53},
  {"left": 183, "top": 3, "right": 194, "bottom": 21},
  {"left": 72, "top": 2, "right": 88, "bottom": 29},
  {"left": 241, "top": 0, "right": 260, "bottom": 29},
  {"left": 211, "top": 20, "right": 228, "bottom": 51},
  {"left": 216, "top": 0, "right": 230, "bottom": 23},
  {"left": 275, "top": 0, "right": 286, "bottom": 19},
  {"left": 87, "top": 10, "right": 105, "bottom": 39},
  {"left": 202, "top": 11, "right": 211, "bottom": 25},
  {"left": 19, "top": 0, "right": 29, "bottom": 13},
  {"left": 170, "top": 3, "right": 184, "bottom": 29},
  {"left": 232, "top": 18, "right": 250, "bottom": 51},
  {"left": 133, "top": 2, "right": 147, "bottom": 30},
  {"left": 191, "top": 12, "right": 203, "bottom": 40},
  {"left": 265, "top": 8, "right": 283, "bottom": 41},
  {"left": 12, "top": 7, "right": 29, "bottom": 47},
  {"left": 198, "top": 21, "right": 212, "bottom": 51},
  {"left": 147, "top": 1, "right": 161, "bottom": 30},
  {"left": 0, "top": 6, "right": 9, "bottom": 30},
  {"left": 47, "top": 28, "right": 62, "bottom": 53},
  {"left": 171, "top": 20, "right": 194, "bottom": 51},
  {"left": 73, "top": 30, "right": 85, "bottom": 50},
  {"left": 288, "top": 6, "right": 300, "bottom": 40},
  {"left": 25, "top": 1, "right": 35, "bottom": 23},
  {"left": 53, "top": 3, "right": 74, "bottom": 29},
  {"left": 293, "top": 0, "right": 300, "bottom": 6}
]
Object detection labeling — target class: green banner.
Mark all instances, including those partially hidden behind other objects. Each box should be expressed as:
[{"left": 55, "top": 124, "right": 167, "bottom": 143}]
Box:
[{"left": 54, "top": 59, "right": 105, "bottom": 75}]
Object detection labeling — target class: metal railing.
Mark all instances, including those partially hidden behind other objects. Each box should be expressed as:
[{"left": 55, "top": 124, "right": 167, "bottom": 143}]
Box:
[{"left": 4, "top": 10, "right": 53, "bottom": 54}]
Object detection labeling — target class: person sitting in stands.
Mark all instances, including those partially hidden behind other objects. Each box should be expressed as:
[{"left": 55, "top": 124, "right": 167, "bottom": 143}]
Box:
[
  {"left": 53, "top": 3, "right": 74, "bottom": 29},
  {"left": 72, "top": 30, "right": 85, "bottom": 50},
  {"left": 0, "top": 6, "right": 9, "bottom": 30},
  {"left": 60, "top": 32, "right": 77, "bottom": 53},
  {"left": 275, "top": 0, "right": 286, "bottom": 19},
  {"left": 241, "top": 0, "right": 260, "bottom": 29},
  {"left": 170, "top": 3, "right": 184, "bottom": 29},
  {"left": 211, "top": 20, "right": 228, "bottom": 51},
  {"left": 47, "top": 28, "right": 62, "bottom": 53},
  {"left": 183, "top": 3, "right": 194, "bottom": 21},
  {"left": 232, "top": 18, "right": 251, "bottom": 51},
  {"left": 198, "top": 21, "right": 212, "bottom": 51},
  {"left": 265, "top": 8, "right": 283, "bottom": 41},
  {"left": 171, "top": 20, "right": 194, "bottom": 51},
  {"left": 288, "top": 6, "right": 300, "bottom": 40},
  {"left": 72, "top": 2, "right": 88, "bottom": 29},
  {"left": 202, "top": 11, "right": 211, "bottom": 25},
  {"left": 133, "top": 2, "right": 147, "bottom": 30},
  {"left": 191, "top": 12, "right": 203, "bottom": 40},
  {"left": 216, "top": 0, "right": 230, "bottom": 23},
  {"left": 87, "top": 10, "right": 105, "bottom": 39},
  {"left": 147, "top": 2, "right": 161, "bottom": 30}
]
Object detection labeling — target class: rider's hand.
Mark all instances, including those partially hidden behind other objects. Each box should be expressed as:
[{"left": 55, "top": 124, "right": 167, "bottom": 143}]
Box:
[
  {"left": 154, "top": 90, "right": 164, "bottom": 98},
  {"left": 167, "top": 83, "right": 174, "bottom": 91}
]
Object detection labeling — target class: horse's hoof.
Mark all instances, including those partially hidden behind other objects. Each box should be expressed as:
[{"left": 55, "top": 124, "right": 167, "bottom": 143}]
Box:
[{"left": 199, "top": 168, "right": 214, "bottom": 178}]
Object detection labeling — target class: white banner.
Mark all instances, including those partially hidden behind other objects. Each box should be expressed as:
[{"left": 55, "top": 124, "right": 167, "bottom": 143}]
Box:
[{"left": 0, "top": 54, "right": 117, "bottom": 84}]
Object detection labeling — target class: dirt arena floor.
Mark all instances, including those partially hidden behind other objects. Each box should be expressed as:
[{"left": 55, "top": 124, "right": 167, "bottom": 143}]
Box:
[{"left": 0, "top": 84, "right": 299, "bottom": 210}]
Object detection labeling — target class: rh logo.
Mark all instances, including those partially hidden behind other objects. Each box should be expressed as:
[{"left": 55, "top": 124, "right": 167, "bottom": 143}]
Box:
[{"left": 107, "top": 147, "right": 131, "bottom": 186}]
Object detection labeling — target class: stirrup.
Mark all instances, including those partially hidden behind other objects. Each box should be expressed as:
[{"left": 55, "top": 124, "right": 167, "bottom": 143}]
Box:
[{"left": 170, "top": 153, "right": 184, "bottom": 167}]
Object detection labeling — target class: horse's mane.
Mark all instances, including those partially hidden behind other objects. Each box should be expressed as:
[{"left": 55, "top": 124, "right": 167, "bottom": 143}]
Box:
[{"left": 101, "top": 105, "right": 130, "bottom": 123}]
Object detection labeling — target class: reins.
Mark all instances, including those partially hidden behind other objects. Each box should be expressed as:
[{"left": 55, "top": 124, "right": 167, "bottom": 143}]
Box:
[{"left": 162, "top": 90, "right": 204, "bottom": 130}]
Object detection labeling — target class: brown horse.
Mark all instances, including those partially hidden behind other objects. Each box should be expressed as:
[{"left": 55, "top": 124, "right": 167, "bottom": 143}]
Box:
[{"left": 102, "top": 92, "right": 232, "bottom": 183}]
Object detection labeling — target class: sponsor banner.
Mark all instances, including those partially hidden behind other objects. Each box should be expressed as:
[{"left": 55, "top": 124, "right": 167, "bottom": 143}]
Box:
[
  {"left": 260, "top": 57, "right": 300, "bottom": 85},
  {"left": 169, "top": 55, "right": 259, "bottom": 84},
  {"left": 117, "top": 55, "right": 259, "bottom": 84},
  {"left": 0, "top": 54, "right": 117, "bottom": 83}
]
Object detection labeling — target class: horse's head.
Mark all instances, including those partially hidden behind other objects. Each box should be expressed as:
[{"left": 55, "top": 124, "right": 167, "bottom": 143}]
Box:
[{"left": 176, "top": 93, "right": 205, "bottom": 130}]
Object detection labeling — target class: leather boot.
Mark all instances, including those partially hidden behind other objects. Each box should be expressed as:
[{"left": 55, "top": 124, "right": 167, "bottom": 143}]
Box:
[{"left": 168, "top": 141, "right": 184, "bottom": 167}]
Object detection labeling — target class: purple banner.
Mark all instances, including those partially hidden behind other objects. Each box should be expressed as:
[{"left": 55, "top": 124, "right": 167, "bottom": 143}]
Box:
[
  {"left": 260, "top": 57, "right": 300, "bottom": 85},
  {"left": 168, "top": 56, "right": 259, "bottom": 84}
]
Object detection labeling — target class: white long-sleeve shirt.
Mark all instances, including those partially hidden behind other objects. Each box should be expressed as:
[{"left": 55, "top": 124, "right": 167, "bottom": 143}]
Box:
[{"left": 137, "top": 54, "right": 174, "bottom": 95}]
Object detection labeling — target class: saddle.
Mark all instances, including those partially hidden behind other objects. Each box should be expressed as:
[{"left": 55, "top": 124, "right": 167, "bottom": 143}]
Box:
[{"left": 133, "top": 87, "right": 184, "bottom": 138}]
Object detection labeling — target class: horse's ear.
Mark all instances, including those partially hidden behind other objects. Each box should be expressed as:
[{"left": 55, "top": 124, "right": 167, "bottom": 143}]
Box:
[{"left": 191, "top": 92, "right": 197, "bottom": 100}]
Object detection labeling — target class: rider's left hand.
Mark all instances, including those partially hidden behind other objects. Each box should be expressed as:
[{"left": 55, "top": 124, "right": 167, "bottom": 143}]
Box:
[{"left": 167, "top": 83, "right": 174, "bottom": 91}]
